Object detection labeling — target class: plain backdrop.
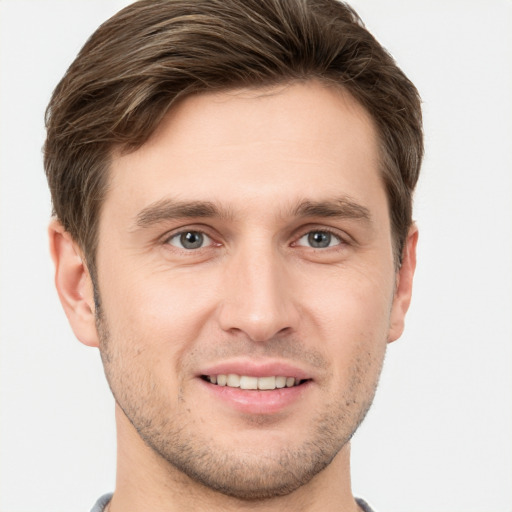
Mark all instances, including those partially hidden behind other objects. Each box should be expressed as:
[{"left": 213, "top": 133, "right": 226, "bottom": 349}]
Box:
[{"left": 0, "top": 1, "right": 511, "bottom": 511}]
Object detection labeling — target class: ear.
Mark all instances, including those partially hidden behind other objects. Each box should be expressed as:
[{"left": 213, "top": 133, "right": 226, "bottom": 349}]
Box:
[
  {"left": 387, "top": 224, "right": 418, "bottom": 343},
  {"left": 48, "top": 219, "right": 99, "bottom": 347}
]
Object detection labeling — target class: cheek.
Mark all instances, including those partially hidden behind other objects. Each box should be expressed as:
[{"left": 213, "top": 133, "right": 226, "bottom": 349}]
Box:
[
  {"left": 102, "top": 263, "right": 213, "bottom": 327},
  {"left": 305, "top": 262, "right": 395, "bottom": 339},
  {"left": 97, "top": 266, "right": 222, "bottom": 373},
  {"left": 300, "top": 263, "right": 394, "bottom": 387}
]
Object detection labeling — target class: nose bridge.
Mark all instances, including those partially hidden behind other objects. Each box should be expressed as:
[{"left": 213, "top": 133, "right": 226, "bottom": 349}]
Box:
[{"left": 218, "top": 236, "right": 298, "bottom": 342}]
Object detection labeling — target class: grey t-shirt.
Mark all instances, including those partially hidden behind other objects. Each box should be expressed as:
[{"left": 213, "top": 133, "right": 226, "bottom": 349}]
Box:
[
  {"left": 90, "top": 493, "right": 376, "bottom": 511},
  {"left": 91, "top": 493, "right": 112, "bottom": 512}
]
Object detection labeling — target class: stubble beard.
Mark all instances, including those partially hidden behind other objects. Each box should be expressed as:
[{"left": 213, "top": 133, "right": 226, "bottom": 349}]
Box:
[{"left": 95, "top": 307, "right": 384, "bottom": 501}]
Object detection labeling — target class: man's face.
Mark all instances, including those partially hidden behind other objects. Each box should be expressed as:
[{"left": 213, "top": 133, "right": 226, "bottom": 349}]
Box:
[{"left": 93, "top": 81, "right": 413, "bottom": 498}]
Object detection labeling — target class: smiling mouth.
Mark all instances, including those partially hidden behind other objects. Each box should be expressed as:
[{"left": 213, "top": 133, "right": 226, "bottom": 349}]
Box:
[{"left": 201, "top": 374, "right": 309, "bottom": 390}]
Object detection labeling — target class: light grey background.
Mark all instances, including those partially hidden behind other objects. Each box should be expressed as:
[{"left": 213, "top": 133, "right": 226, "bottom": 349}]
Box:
[{"left": 1, "top": 1, "right": 511, "bottom": 511}]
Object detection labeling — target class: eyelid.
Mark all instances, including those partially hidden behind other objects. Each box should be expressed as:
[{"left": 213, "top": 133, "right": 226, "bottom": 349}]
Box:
[
  {"left": 168, "top": 231, "right": 212, "bottom": 249},
  {"left": 159, "top": 223, "right": 351, "bottom": 250},
  {"left": 291, "top": 225, "right": 350, "bottom": 248},
  {"left": 161, "top": 225, "right": 221, "bottom": 248},
  {"left": 296, "top": 231, "right": 341, "bottom": 248}
]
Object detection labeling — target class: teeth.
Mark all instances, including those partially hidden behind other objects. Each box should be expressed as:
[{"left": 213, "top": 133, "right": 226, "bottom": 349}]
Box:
[
  {"left": 207, "top": 374, "right": 301, "bottom": 390},
  {"left": 286, "top": 377, "right": 296, "bottom": 388},
  {"left": 275, "top": 376, "right": 286, "bottom": 388},
  {"left": 257, "top": 376, "right": 275, "bottom": 390},
  {"left": 227, "top": 374, "right": 240, "bottom": 387},
  {"left": 240, "top": 376, "right": 258, "bottom": 390}
]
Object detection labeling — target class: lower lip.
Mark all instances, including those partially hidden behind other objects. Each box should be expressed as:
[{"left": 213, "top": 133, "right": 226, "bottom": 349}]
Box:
[{"left": 199, "top": 379, "right": 312, "bottom": 415}]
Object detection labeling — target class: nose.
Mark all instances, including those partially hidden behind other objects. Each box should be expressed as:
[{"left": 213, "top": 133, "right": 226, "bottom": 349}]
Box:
[{"left": 217, "top": 243, "right": 300, "bottom": 342}]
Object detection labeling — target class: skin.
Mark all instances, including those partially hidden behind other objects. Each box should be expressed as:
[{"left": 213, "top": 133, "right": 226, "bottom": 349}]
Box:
[{"left": 50, "top": 81, "right": 417, "bottom": 512}]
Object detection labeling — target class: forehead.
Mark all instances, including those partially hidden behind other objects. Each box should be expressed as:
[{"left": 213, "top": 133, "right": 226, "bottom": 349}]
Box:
[{"left": 106, "top": 81, "right": 385, "bottom": 223}]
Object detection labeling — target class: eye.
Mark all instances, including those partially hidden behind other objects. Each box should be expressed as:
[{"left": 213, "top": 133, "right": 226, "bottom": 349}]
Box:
[
  {"left": 167, "top": 230, "right": 212, "bottom": 250},
  {"left": 296, "top": 230, "right": 342, "bottom": 249}
]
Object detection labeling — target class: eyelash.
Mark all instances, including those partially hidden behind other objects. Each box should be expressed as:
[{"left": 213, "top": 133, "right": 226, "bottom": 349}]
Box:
[
  {"left": 163, "top": 226, "right": 347, "bottom": 252},
  {"left": 164, "top": 229, "right": 217, "bottom": 251},
  {"left": 293, "top": 228, "right": 345, "bottom": 249}
]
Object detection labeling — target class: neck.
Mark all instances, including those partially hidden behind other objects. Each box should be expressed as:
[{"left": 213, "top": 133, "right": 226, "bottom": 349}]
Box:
[{"left": 110, "top": 405, "right": 360, "bottom": 512}]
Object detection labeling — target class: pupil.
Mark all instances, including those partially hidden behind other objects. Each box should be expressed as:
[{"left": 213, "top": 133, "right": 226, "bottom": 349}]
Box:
[
  {"left": 308, "top": 231, "right": 330, "bottom": 248},
  {"left": 181, "top": 231, "right": 203, "bottom": 249}
]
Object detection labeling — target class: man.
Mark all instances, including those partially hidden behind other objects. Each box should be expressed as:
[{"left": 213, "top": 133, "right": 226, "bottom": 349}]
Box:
[{"left": 44, "top": 0, "right": 423, "bottom": 510}]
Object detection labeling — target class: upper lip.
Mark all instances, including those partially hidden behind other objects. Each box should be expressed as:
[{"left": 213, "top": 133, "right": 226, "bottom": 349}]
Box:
[{"left": 198, "top": 359, "right": 313, "bottom": 380}]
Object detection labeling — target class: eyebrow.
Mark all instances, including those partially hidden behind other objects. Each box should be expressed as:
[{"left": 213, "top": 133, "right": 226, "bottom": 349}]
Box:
[
  {"left": 292, "top": 197, "right": 372, "bottom": 223},
  {"left": 134, "top": 196, "right": 372, "bottom": 229},
  {"left": 135, "top": 199, "right": 232, "bottom": 228}
]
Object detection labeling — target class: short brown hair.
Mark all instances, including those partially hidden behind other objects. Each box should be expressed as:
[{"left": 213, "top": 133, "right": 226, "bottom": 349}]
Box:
[{"left": 44, "top": 0, "right": 423, "bottom": 271}]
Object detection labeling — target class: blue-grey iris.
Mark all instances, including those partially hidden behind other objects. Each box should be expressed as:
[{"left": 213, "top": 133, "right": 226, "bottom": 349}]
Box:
[
  {"left": 308, "top": 231, "right": 332, "bottom": 248},
  {"left": 180, "top": 231, "right": 204, "bottom": 249}
]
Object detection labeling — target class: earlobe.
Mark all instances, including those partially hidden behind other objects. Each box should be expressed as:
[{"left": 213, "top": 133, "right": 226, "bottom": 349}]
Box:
[
  {"left": 387, "top": 225, "right": 418, "bottom": 343},
  {"left": 48, "top": 219, "right": 99, "bottom": 348}
]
